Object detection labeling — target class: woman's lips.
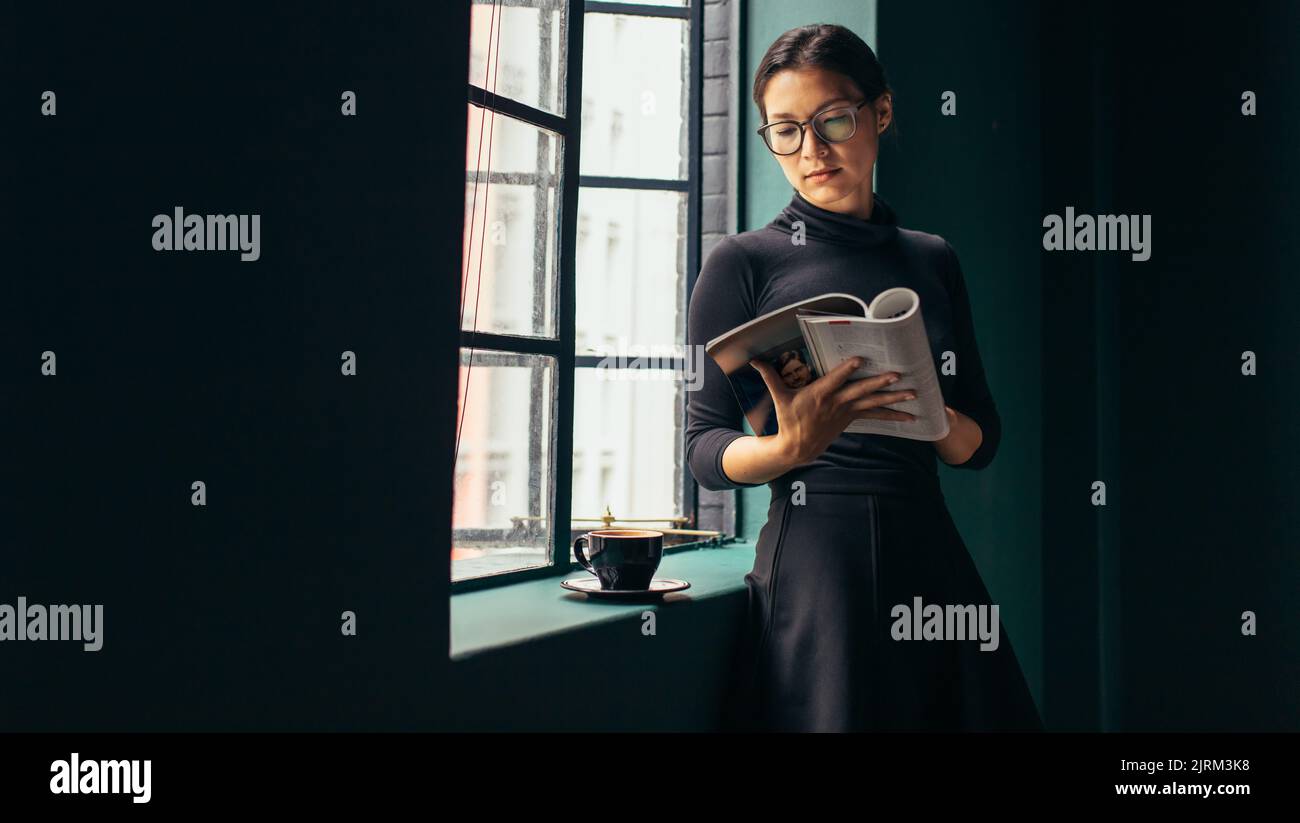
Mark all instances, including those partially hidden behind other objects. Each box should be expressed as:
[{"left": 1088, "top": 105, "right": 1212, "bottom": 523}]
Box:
[{"left": 806, "top": 168, "right": 840, "bottom": 183}]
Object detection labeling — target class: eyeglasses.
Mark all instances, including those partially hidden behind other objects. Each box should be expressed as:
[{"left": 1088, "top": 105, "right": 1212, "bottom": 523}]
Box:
[{"left": 757, "top": 100, "right": 870, "bottom": 156}]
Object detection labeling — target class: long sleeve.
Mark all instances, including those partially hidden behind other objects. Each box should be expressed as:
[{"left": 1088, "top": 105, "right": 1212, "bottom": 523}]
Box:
[
  {"left": 685, "top": 236, "right": 766, "bottom": 491},
  {"left": 941, "top": 241, "right": 1002, "bottom": 470}
]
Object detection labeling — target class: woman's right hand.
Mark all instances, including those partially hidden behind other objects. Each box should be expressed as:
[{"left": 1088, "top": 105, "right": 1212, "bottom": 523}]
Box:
[{"left": 750, "top": 356, "right": 918, "bottom": 466}]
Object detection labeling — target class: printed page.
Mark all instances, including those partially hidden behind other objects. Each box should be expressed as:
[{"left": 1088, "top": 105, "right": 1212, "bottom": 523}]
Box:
[{"left": 804, "top": 314, "right": 950, "bottom": 441}]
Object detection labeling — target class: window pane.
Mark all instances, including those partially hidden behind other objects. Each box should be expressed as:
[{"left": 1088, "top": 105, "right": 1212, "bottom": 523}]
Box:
[
  {"left": 575, "top": 187, "right": 685, "bottom": 354},
  {"left": 453, "top": 349, "right": 555, "bottom": 582},
  {"left": 570, "top": 367, "right": 683, "bottom": 556},
  {"left": 469, "top": 0, "right": 565, "bottom": 116},
  {"left": 579, "top": 14, "right": 688, "bottom": 180},
  {"left": 463, "top": 106, "right": 559, "bottom": 338}
]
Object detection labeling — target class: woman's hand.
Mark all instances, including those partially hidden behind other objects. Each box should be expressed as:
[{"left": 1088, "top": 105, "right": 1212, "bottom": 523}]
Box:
[
  {"left": 750, "top": 356, "right": 918, "bottom": 466},
  {"left": 933, "top": 405, "right": 984, "bottom": 466}
]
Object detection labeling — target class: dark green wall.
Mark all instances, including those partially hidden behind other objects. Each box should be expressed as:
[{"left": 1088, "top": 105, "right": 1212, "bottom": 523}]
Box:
[
  {"left": 878, "top": 0, "right": 1299, "bottom": 730},
  {"left": 446, "top": 593, "right": 744, "bottom": 731},
  {"left": 1103, "top": 2, "right": 1300, "bottom": 731},
  {"left": 1032, "top": 0, "right": 1299, "bottom": 732},
  {"left": 740, "top": 0, "right": 877, "bottom": 231}
]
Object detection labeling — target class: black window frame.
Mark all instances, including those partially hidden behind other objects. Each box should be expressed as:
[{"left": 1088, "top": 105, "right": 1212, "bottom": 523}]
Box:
[{"left": 456, "top": 0, "right": 708, "bottom": 594}]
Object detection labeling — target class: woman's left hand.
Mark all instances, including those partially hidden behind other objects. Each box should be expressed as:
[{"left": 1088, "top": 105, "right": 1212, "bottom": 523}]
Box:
[{"left": 933, "top": 405, "right": 983, "bottom": 466}]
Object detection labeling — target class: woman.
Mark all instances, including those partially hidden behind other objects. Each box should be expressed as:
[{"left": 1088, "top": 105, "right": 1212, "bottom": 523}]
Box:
[{"left": 685, "top": 23, "right": 1042, "bottom": 732}]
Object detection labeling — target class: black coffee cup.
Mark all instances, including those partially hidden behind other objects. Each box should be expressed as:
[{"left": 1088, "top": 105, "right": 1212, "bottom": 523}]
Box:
[{"left": 572, "top": 529, "right": 664, "bottom": 591}]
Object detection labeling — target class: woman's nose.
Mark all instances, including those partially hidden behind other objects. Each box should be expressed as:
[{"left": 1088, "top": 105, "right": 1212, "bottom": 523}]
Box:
[{"left": 802, "top": 126, "right": 827, "bottom": 158}]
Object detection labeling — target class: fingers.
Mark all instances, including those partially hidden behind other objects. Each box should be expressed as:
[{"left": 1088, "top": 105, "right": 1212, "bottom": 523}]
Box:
[
  {"left": 814, "top": 356, "right": 868, "bottom": 396},
  {"left": 848, "top": 389, "right": 918, "bottom": 413},
  {"left": 832, "top": 370, "right": 906, "bottom": 404},
  {"left": 749, "top": 357, "right": 790, "bottom": 397},
  {"left": 849, "top": 405, "right": 918, "bottom": 422}
]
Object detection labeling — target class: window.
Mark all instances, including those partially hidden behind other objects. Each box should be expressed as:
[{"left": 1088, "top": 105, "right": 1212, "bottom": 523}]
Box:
[{"left": 455, "top": 0, "right": 703, "bottom": 589}]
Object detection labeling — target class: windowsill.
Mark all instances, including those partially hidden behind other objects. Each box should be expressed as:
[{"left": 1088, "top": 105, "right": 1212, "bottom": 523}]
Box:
[{"left": 449, "top": 541, "right": 757, "bottom": 661}]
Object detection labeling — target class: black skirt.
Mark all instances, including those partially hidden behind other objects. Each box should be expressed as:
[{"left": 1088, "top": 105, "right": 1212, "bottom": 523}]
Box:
[{"left": 721, "top": 474, "right": 1043, "bottom": 732}]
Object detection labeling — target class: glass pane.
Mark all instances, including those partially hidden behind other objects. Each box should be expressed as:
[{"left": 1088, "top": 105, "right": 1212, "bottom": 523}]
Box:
[
  {"left": 579, "top": 14, "right": 688, "bottom": 179},
  {"left": 570, "top": 367, "right": 683, "bottom": 557},
  {"left": 453, "top": 349, "right": 555, "bottom": 582},
  {"left": 575, "top": 187, "right": 685, "bottom": 354},
  {"left": 469, "top": 0, "right": 565, "bottom": 116},
  {"left": 463, "top": 106, "right": 559, "bottom": 338}
]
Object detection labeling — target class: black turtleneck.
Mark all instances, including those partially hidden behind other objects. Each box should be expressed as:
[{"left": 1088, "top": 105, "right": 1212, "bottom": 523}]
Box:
[{"left": 685, "top": 190, "right": 1002, "bottom": 494}]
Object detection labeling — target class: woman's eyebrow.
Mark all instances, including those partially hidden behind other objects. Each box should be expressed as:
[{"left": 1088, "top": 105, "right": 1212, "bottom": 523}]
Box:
[{"left": 769, "top": 97, "right": 852, "bottom": 120}]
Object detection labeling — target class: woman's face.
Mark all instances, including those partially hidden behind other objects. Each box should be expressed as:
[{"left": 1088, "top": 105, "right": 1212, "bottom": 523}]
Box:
[{"left": 761, "top": 66, "right": 891, "bottom": 220}]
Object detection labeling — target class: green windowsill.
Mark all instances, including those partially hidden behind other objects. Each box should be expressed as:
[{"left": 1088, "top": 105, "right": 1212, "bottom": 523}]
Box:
[{"left": 450, "top": 541, "right": 757, "bottom": 661}]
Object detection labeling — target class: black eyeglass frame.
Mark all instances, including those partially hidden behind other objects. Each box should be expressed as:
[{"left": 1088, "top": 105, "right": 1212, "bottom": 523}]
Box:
[{"left": 756, "top": 99, "right": 872, "bottom": 156}]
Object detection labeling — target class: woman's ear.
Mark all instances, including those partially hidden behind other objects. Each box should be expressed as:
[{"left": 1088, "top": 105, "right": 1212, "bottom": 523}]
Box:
[{"left": 875, "top": 94, "right": 893, "bottom": 133}]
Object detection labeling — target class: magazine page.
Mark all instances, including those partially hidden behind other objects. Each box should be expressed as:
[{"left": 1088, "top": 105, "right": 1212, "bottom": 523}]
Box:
[
  {"left": 801, "top": 288, "right": 950, "bottom": 441},
  {"left": 704, "top": 293, "right": 866, "bottom": 437}
]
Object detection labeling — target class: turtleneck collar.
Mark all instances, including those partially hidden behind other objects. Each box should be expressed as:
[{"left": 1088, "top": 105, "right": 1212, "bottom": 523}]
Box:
[{"left": 768, "top": 189, "right": 899, "bottom": 247}]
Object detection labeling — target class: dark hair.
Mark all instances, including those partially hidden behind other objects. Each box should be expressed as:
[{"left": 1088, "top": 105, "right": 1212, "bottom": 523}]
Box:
[
  {"left": 752, "top": 23, "right": 896, "bottom": 140},
  {"left": 778, "top": 350, "right": 804, "bottom": 367}
]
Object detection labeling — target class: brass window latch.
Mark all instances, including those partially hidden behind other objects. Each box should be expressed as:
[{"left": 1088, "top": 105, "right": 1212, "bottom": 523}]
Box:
[{"left": 511, "top": 505, "right": 724, "bottom": 540}]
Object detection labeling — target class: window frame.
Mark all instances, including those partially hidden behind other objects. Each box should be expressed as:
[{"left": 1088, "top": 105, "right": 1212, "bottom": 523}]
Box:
[{"left": 456, "top": 0, "right": 709, "bottom": 594}]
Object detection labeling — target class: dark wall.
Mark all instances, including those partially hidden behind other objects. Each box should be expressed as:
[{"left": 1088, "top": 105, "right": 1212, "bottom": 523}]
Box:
[
  {"left": 445, "top": 594, "right": 744, "bottom": 732},
  {"left": 878, "top": 0, "right": 1299, "bottom": 731},
  {"left": 1105, "top": 2, "right": 1300, "bottom": 731},
  {"left": 3, "top": 2, "right": 462, "bottom": 731}
]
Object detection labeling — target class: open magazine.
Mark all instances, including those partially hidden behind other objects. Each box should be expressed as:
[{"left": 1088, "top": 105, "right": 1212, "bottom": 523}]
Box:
[{"left": 703, "top": 288, "right": 950, "bottom": 441}]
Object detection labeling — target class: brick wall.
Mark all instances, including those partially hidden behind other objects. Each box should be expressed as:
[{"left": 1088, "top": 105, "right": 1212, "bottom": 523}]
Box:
[{"left": 695, "top": 0, "right": 739, "bottom": 537}]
